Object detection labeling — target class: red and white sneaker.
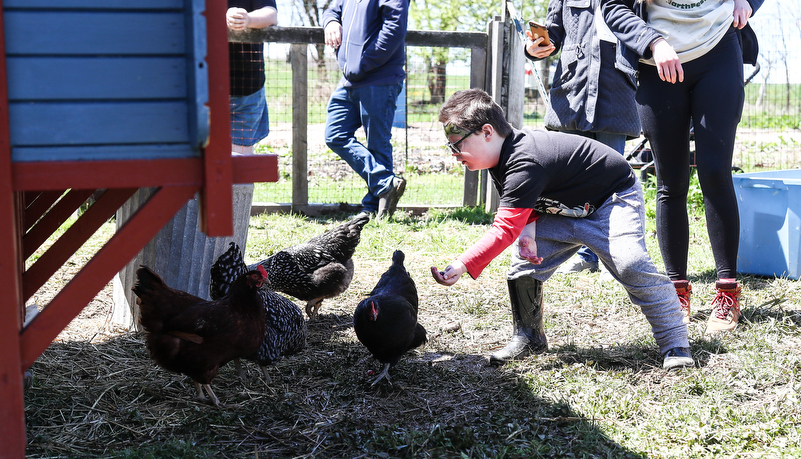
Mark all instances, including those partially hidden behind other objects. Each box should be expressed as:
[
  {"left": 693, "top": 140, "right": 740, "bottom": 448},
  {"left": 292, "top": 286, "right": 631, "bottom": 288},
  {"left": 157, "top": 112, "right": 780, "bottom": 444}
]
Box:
[
  {"left": 705, "top": 281, "right": 741, "bottom": 334},
  {"left": 672, "top": 280, "right": 692, "bottom": 324}
]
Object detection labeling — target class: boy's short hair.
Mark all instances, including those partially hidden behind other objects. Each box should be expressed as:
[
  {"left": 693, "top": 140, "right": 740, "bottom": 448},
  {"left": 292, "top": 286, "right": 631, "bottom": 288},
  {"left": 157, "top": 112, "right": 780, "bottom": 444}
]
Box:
[{"left": 439, "top": 88, "right": 513, "bottom": 138}]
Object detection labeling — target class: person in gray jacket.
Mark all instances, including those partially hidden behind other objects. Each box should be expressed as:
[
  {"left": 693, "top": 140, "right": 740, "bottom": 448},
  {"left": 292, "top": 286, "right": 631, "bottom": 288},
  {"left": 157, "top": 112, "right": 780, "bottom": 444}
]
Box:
[{"left": 526, "top": 0, "right": 640, "bottom": 275}]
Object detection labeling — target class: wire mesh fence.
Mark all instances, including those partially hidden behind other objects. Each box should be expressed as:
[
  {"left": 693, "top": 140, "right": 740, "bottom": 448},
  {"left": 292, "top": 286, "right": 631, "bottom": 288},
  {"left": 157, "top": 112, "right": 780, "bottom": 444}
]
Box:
[
  {"left": 253, "top": 43, "right": 472, "bottom": 207},
  {"left": 252, "top": 17, "right": 801, "bottom": 208}
]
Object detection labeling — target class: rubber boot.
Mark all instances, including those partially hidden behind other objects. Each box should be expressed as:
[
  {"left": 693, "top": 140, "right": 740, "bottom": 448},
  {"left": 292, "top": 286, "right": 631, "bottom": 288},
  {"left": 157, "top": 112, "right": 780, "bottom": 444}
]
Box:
[{"left": 489, "top": 276, "right": 548, "bottom": 365}]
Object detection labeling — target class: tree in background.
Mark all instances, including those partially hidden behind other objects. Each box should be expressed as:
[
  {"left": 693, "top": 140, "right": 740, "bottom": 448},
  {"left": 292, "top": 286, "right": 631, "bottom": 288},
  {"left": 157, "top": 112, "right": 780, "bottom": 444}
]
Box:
[
  {"left": 292, "top": 0, "right": 331, "bottom": 64},
  {"left": 284, "top": 0, "right": 551, "bottom": 103},
  {"left": 409, "top": 0, "right": 549, "bottom": 103}
]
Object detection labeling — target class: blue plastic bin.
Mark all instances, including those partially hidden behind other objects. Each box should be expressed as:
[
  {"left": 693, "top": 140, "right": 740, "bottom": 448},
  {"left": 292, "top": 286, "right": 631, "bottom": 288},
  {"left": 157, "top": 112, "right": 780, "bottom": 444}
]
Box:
[{"left": 733, "top": 170, "right": 801, "bottom": 279}]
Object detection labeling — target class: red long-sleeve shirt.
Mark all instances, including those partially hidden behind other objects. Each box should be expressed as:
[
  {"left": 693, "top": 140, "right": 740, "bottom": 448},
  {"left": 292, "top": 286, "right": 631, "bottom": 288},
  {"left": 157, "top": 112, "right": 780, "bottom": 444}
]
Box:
[{"left": 457, "top": 207, "right": 539, "bottom": 279}]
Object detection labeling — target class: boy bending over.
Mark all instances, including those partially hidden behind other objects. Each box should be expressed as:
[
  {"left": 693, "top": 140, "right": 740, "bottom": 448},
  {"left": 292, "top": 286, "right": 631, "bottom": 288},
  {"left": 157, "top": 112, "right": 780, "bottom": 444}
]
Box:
[{"left": 431, "top": 89, "right": 692, "bottom": 371}]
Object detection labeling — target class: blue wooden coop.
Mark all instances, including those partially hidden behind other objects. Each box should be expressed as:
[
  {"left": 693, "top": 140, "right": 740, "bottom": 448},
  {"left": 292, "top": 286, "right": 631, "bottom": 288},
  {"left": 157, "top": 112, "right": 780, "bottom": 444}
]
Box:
[{"left": 0, "top": 1, "right": 277, "bottom": 456}]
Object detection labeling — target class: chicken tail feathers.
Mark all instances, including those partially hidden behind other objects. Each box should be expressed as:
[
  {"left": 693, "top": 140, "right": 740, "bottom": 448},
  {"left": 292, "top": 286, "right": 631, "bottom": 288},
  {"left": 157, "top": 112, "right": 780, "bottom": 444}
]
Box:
[
  {"left": 349, "top": 212, "right": 371, "bottom": 231},
  {"left": 210, "top": 242, "right": 248, "bottom": 300}
]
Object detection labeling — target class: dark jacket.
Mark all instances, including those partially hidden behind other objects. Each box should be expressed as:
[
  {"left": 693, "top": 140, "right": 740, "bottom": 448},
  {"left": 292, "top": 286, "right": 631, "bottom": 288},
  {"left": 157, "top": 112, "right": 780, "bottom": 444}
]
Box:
[
  {"left": 601, "top": 0, "right": 763, "bottom": 80},
  {"left": 528, "top": 0, "right": 641, "bottom": 138},
  {"left": 322, "top": 0, "right": 408, "bottom": 88}
]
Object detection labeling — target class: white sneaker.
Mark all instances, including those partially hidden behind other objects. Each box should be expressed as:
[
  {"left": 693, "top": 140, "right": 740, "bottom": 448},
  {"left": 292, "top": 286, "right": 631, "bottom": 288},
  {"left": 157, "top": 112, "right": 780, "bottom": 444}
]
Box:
[{"left": 556, "top": 256, "right": 599, "bottom": 274}]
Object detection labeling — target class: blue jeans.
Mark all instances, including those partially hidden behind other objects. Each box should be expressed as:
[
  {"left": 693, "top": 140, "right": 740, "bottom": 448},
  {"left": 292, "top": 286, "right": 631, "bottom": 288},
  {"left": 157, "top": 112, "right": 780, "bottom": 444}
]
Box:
[
  {"left": 325, "top": 81, "right": 403, "bottom": 212},
  {"left": 562, "top": 130, "right": 627, "bottom": 263}
]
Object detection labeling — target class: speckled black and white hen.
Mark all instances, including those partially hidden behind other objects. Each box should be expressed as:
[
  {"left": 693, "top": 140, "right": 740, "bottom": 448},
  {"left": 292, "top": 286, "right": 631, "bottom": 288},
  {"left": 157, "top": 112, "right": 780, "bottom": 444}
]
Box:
[
  {"left": 353, "top": 250, "right": 427, "bottom": 386},
  {"left": 210, "top": 242, "right": 307, "bottom": 383},
  {"left": 250, "top": 212, "right": 370, "bottom": 320}
]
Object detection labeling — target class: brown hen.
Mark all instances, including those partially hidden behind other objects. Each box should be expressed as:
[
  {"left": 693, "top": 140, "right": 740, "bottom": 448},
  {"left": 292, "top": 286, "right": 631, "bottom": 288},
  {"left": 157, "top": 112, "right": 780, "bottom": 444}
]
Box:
[{"left": 134, "top": 265, "right": 267, "bottom": 406}]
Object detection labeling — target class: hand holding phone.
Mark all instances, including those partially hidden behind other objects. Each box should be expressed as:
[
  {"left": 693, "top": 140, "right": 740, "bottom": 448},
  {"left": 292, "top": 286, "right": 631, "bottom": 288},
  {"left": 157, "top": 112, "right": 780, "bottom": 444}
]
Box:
[{"left": 528, "top": 21, "right": 550, "bottom": 46}]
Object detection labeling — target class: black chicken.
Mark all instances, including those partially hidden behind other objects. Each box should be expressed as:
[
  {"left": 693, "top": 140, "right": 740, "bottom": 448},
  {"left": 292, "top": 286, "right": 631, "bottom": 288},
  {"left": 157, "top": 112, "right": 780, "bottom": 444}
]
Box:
[
  {"left": 353, "top": 250, "right": 427, "bottom": 386},
  {"left": 134, "top": 265, "right": 267, "bottom": 406},
  {"left": 210, "top": 242, "right": 307, "bottom": 383},
  {"left": 250, "top": 212, "right": 370, "bottom": 319}
]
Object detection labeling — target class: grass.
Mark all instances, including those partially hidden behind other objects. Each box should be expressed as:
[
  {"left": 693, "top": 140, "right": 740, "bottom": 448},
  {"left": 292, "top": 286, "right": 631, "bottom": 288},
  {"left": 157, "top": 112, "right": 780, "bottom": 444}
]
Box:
[
  {"left": 253, "top": 171, "right": 465, "bottom": 205},
  {"left": 22, "top": 180, "right": 801, "bottom": 458}
]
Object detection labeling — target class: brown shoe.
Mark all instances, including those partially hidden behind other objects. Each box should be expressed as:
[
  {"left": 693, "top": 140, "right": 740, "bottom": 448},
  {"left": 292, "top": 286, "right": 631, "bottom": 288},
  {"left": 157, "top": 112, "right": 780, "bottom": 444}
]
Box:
[
  {"left": 705, "top": 281, "right": 741, "bottom": 334},
  {"left": 377, "top": 176, "right": 406, "bottom": 219},
  {"left": 672, "top": 280, "right": 692, "bottom": 324}
]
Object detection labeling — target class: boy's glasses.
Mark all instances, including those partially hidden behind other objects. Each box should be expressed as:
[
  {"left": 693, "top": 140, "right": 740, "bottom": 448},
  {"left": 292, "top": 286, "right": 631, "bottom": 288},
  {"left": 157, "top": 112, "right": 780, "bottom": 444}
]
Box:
[{"left": 445, "top": 125, "right": 480, "bottom": 154}]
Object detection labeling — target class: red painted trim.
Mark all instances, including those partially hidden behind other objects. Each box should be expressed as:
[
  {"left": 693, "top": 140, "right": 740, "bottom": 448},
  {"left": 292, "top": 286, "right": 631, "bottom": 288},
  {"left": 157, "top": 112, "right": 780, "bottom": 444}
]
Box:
[
  {"left": 23, "top": 189, "right": 95, "bottom": 259},
  {"left": 22, "top": 188, "right": 136, "bottom": 302},
  {"left": 20, "top": 186, "right": 198, "bottom": 369},
  {"left": 13, "top": 158, "right": 205, "bottom": 191},
  {"left": 23, "top": 190, "right": 63, "bottom": 232},
  {"left": 232, "top": 154, "right": 279, "bottom": 183},
  {"left": 201, "top": 0, "right": 233, "bottom": 237},
  {"left": 0, "top": 0, "right": 29, "bottom": 455},
  {"left": 12, "top": 155, "right": 278, "bottom": 191}
]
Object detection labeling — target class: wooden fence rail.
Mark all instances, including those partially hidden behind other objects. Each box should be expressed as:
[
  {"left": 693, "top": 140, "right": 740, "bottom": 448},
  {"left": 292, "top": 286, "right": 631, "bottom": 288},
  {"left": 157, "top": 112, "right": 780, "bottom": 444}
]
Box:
[{"left": 230, "top": 22, "right": 524, "bottom": 215}]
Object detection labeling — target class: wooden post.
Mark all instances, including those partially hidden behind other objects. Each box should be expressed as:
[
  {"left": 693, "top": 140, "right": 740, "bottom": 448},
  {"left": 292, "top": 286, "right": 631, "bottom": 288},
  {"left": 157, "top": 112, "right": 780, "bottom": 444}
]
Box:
[
  {"left": 0, "top": 0, "right": 27, "bottom": 453},
  {"left": 200, "top": 0, "right": 234, "bottom": 237},
  {"left": 485, "top": 15, "right": 505, "bottom": 213},
  {"left": 463, "top": 45, "right": 488, "bottom": 207},
  {"left": 291, "top": 43, "right": 309, "bottom": 213},
  {"left": 505, "top": 11, "right": 525, "bottom": 129}
]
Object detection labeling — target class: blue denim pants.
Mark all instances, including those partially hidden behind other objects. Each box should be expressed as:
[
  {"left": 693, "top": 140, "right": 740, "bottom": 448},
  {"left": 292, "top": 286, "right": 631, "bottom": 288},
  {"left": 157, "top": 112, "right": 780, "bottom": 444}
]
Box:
[{"left": 324, "top": 81, "right": 403, "bottom": 212}]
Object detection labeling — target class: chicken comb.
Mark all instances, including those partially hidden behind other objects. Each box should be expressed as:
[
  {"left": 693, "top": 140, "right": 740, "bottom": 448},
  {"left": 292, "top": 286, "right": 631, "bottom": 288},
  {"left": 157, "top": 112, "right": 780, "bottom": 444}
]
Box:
[{"left": 257, "top": 264, "right": 268, "bottom": 280}]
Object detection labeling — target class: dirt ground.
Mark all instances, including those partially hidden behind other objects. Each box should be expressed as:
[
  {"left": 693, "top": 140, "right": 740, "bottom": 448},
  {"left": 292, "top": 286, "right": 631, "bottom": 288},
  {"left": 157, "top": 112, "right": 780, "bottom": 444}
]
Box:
[{"left": 23, "top": 228, "right": 667, "bottom": 458}]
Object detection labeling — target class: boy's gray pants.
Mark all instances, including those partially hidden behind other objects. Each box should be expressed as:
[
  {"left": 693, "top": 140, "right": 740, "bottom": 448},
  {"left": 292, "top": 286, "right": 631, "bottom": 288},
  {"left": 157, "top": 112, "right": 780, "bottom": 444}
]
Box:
[{"left": 508, "top": 182, "right": 689, "bottom": 354}]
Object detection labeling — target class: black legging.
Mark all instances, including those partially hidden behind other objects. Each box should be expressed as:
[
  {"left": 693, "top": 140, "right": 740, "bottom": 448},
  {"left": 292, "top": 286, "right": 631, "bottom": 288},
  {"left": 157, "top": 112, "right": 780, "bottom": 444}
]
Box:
[{"left": 637, "top": 29, "right": 744, "bottom": 281}]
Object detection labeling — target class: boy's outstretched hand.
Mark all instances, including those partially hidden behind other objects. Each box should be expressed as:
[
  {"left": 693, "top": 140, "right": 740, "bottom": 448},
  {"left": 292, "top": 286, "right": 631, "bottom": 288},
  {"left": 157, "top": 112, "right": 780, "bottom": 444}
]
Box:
[
  {"left": 431, "top": 260, "right": 467, "bottom": 286},
  {"left": 518, "top": 234, "right": 543, "bottom": 264}
]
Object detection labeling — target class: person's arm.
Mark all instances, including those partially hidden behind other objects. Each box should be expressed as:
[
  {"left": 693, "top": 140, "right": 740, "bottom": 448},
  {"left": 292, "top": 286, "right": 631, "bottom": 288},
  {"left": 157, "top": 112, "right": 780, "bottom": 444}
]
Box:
[
  {"left": 745, "top": 0, "right": 763, "bottom": 16},
  {"left": 650, "top": 38, "right": 682, "bottom": 83},
  {"left": 358, "top": 0, "right": 408, "bottom": 73},
  {"left": 525, "top": 0, "right": 562, "bottom": 60},
  {"left": 732, "top": 0, "right": 753, "bottom": 29},
  {"left": 322, "top": 0, "right": 344, "bottom": 49},
  {"left": 322, "top": 0, "right": 344, "bottom": 29},
  {"left": 324, "top": 22, "right": 343, "bottom": 48},
  {"left": 226, "top": 6, "right": 277, "bottom": 31},
  {"left": 601, "top": 0, "right": 682, "bottom": 83},
  {"left": 431, "top": 207, "right": 538, "bottom": 286},
  {"left": 600, "top": 0, "right": 660, "bottom": 59}
]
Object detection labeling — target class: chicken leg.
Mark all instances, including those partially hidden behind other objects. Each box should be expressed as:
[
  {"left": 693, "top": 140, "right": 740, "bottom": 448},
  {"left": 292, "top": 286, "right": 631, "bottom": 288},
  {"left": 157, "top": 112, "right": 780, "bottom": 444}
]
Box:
[
  {"left": 370, "top": 363, "right": 392, "bottom": 387},
  {"left": 194, "top": 382, "right": 221, "bottom": 406},
  {"left": 305, "top": 297, "right": 325, "bottom": 320}
]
